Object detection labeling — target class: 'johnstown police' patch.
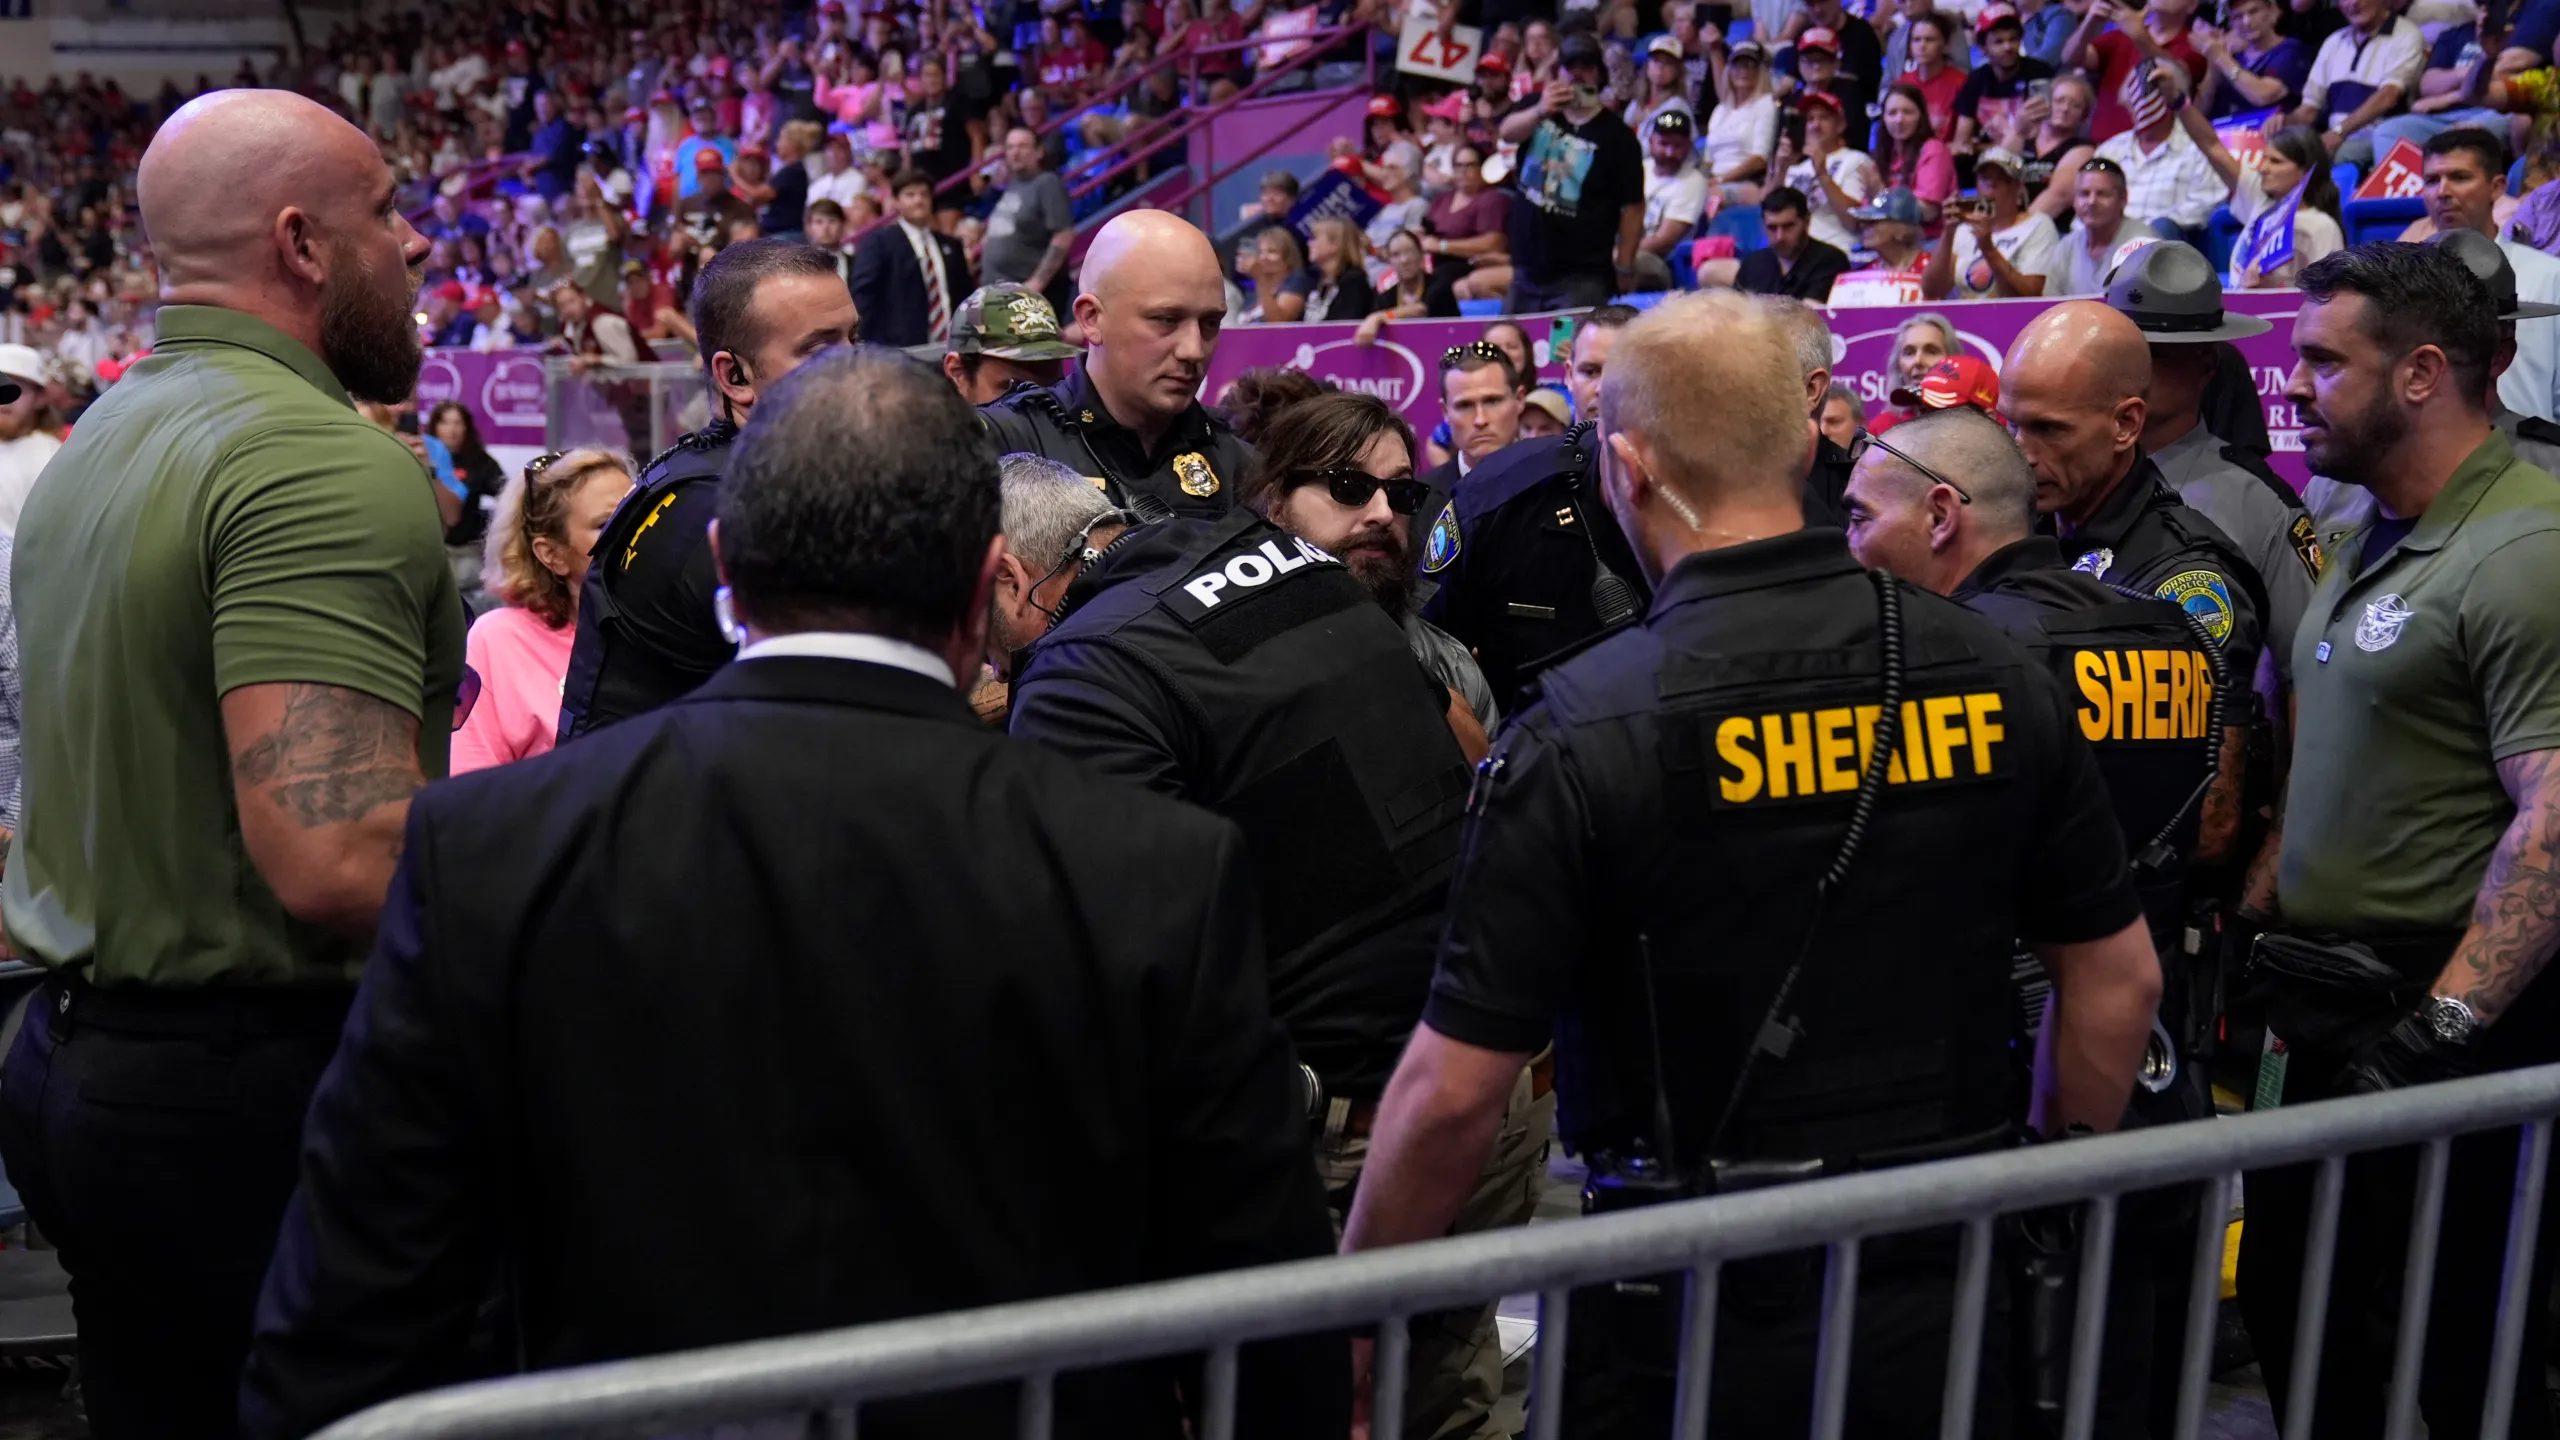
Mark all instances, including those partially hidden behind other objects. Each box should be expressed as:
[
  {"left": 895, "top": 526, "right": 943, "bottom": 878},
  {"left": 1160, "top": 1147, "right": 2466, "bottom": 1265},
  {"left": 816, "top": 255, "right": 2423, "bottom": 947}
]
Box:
[
  {"left": 1422, "top": 502, "right": 1461, "bottom": 574},
  {"left": 2156, "top": 570, "right": 2235, "bottom": 645}
]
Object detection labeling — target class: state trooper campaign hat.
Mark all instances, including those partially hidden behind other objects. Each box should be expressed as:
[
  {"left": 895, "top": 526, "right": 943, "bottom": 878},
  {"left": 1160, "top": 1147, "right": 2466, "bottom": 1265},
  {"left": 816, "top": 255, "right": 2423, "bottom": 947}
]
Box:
[
  {"left": 2432, "top": 228, "right": 2560, "bottom": 321},
  {"left": 2104, "top": 239, "right": 2272, "bottom": 343},
  {"left": 906, "top": 284, "right": 1087, "bottom": 363}
]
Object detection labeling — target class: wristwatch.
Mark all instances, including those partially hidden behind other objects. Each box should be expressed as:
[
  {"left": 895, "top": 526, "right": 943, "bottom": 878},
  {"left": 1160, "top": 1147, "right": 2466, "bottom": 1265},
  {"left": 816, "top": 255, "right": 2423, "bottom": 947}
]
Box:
[{"left": 2425, "top": 994, "right": 2482, "bottom": 1044}]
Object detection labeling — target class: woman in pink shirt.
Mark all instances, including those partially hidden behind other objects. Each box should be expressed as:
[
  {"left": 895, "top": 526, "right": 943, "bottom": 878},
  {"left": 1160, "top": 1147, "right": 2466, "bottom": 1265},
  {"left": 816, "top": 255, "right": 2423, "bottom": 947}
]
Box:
[{"left": 453, "top": 448, "right": 636, "bottom": 773}]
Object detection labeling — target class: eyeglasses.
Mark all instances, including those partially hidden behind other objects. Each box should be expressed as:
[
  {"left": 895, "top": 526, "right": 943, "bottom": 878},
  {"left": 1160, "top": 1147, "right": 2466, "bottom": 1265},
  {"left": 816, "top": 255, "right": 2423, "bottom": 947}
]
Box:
[
  {"left": 1849, "top": 431, "right": 1973, "bottom": 503},
  {"left": 1298, "top": 467, "right": 1430, "bottom": 514},
  {"left": 1441, "top": 340, "right": 1508, "bottom": 369},
  {"left": 525, "top": 450, "right": 567, "bottom": 476}
]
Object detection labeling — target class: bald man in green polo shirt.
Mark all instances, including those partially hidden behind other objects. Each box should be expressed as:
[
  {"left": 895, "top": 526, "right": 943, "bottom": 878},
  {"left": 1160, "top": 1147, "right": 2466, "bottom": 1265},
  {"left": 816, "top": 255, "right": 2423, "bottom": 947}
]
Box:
[
  {"left": 2239, "top": 243, "right": 2560, "bottom": 1440},
  {"left": 0, "top": 90, "right": 457, "bottom": 1438}
]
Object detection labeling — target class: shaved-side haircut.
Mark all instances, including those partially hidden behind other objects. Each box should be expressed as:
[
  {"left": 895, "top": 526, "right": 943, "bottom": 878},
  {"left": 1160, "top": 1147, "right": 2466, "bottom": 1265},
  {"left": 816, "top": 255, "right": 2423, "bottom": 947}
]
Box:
[
  {"left": 1885, "top": 408, "right": 2039, "bottom": 534},
  {"left": 1601, "top": 291, "right": 1808, "bottom": 508}
]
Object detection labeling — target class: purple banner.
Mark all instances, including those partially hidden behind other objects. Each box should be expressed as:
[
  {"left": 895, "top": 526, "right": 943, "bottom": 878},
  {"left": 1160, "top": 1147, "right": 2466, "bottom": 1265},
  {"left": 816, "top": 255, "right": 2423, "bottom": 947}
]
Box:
[
  {"left": 1201, "top": 291, "right": 2313, "bottom": 489},
  {"left": 416, "top": 348, "right": 549, "bottom": 446}
]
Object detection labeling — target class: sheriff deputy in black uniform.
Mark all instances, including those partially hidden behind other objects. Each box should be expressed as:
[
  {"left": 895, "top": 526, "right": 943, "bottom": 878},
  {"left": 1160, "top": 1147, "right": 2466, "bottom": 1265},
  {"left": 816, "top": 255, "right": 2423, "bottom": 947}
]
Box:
[
  {"left": 2006, "top": 301, "right": 2270, "bottom": 881},
  {"left": 555, "top": 239, "right": 858, "bottom": 742},
  {"left": 1417, "top": 306, "right": 1650, "bottom": 715},
  {"left": 1841, "top": 408, "right": 2226, "bottom": 1440},
  {"left": 1343, "top": 292, "right": 2163, "bottom": 1437},
  {"left": 978, "top": 210, "right": 1252, "bottom": 521}
]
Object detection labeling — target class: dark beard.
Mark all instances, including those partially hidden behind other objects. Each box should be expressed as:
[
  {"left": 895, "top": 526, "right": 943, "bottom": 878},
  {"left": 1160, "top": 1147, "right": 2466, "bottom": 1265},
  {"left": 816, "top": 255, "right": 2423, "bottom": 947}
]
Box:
[
  {"left": 2302, "top": 398, "right": 2409, "bottom": 491},
  {"left": 320, "top": 242, "right": 424, "bottom": 404},
  {"left": 1342, "top": 534, "right": 1416, "bottom": 616}
]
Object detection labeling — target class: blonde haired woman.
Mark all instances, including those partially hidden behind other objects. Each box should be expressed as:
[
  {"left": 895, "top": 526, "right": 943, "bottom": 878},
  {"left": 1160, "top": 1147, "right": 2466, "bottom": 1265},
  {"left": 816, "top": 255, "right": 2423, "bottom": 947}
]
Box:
[{"left": 452, "top": 448, "right": 635, "bottom": 773}]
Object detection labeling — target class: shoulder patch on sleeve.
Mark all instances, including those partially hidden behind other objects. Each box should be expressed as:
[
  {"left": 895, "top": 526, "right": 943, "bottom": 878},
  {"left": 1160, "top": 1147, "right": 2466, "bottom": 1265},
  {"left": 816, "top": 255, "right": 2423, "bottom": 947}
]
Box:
[
  {"left": 2286, "top": 511, "right": 2325, "bottom": 580},
  {"left": 1422, "top": 500, "right": 1461, "bottom": 574},
  {"left": 2156, "top": 569, "right": 2235, "bottom": 645}
]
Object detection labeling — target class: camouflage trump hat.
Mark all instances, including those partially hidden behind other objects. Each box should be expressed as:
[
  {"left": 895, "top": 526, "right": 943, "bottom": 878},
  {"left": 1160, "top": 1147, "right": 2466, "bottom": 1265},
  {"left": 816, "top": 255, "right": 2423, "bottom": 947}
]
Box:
[{"left": 951, "top": 283, "right": 1084, "bottom": 360}]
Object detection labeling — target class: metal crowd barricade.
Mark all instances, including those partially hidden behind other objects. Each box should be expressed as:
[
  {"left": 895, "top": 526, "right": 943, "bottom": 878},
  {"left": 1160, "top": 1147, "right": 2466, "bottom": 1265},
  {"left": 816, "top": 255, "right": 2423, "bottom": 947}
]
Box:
[
  {"left": 543, "top": 358, "right": 709, "bottom": 460},
  {"left": 313, "top": 1065, "right": 2560, "bottom": 1440}
]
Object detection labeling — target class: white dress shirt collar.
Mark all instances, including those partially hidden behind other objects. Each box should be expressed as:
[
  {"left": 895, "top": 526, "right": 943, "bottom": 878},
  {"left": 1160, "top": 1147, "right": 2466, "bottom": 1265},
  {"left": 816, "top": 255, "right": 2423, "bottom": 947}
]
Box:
[{"left": 736, "top": 631, "right": 958, "bottom": 690}]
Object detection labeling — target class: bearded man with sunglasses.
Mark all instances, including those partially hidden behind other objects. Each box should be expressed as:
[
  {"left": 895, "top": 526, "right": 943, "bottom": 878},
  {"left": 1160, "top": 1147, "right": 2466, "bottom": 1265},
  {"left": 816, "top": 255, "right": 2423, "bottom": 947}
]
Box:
[{"left": 1252, "top": 392, "right": 1502, "bottom": 734}]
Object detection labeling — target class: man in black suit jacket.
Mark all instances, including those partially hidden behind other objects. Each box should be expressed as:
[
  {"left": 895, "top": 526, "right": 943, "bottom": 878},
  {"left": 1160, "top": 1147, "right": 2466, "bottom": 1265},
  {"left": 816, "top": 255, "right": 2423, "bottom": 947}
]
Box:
[
  {"left": 1733, "top": 187, "right": 1853, "bottom": 302},
  {"left": 241, "top": 348, "right": 1345, "bottom": 1440},
  {"left": 850, "top": 168, "right": 974, "bottom": 348}
]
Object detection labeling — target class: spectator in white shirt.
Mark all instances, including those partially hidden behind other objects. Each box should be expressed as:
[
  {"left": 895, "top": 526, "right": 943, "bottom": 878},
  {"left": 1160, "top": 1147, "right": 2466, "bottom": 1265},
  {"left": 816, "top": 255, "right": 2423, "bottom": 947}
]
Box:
[
  {"left": 1703, "top": 41, "right": 1782, "bottom": 209},
  {"left": 1637, "top": 109, "right": 1710, "bottom": 288},
  {"left": 2051, "top": 156, "right": 2140, "bottom": 295},
  {"left": 806, "top": 131, "right": 870, "bottom": 211},
  {"left": 2284, "top": 0, "right": 2425, "bottom": 171},
  {"left": 2157, "top": 56, "right": 2343, "bottom": 286},
  {"left": 2092, "top": 61, "right": 2226, "bottom": 239},
  {"left": 0, "top": 347, "right": 61, "bottom": 538},
  {"left": 1923, "top": 147, "right": 2060, "bottom": 297},
  {"left": 1775, "top": 88, "right": 1883, "bottom": 252},
  {"left": 1626, "top": 35, "right": 1697, "bottom": 132},
  {"left": 2425, "top": 126, "right": 2560, "bottom": 422},
  {"left": 53, "top": 299, "right": 111, "bottom": 373}
]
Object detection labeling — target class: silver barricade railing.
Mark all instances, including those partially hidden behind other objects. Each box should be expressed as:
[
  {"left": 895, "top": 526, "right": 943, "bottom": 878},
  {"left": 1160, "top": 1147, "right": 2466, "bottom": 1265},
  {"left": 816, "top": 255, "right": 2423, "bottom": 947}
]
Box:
[
  {"left": 543, "top": 358, "right": 709, "bottom": 460},
  {"left": 314, "top": 1064, "right": 2560, "bottom": 1440}
]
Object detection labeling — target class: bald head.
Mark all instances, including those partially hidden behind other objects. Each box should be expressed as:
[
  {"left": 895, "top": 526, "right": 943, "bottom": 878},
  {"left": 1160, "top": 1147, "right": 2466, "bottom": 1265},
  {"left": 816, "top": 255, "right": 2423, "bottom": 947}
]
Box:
[
  {"left": 1079, "top": 209, "right": 1223, "bottom": 308},
  {"left": 142, "top": 89, "right": 389, "bottom": 291},
  {"left": 2006, "top": 301, "right": 2151, "bottom": 410},
  {"left": 1074, "top": 210, "right": 1230, "bottom": 445},
  {"left": 2003, "top": 301, "right": 2152, "bottom": 525},
  {"left": 140, "top": 88, "right": 429, "bottom": 402}
]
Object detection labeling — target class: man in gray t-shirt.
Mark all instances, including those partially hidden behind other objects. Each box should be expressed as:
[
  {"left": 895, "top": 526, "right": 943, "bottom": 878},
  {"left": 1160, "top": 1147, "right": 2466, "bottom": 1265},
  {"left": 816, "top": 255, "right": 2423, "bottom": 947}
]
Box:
[{"left": 983, "top": 126, "right": 1076, "bottom": 311}]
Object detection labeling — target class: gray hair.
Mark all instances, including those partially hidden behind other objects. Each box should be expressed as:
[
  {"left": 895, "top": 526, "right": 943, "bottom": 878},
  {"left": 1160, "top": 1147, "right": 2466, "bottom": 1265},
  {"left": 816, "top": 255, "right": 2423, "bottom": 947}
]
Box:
[
  {"left": 1894, "top": 311, "right": 1958, "bottom": 357},
  {"left": 1763, "top": 296, "right": 1837, "bottom": 380},
  {"left": 1822, "top": 382, "right": 1865, "bottom": 424},
  {"left": 1890, "top": 408, "right": 2038, "bottom": 536},
  {"left": 999, "top": 452, "right": 1117, "bottom": 572}
]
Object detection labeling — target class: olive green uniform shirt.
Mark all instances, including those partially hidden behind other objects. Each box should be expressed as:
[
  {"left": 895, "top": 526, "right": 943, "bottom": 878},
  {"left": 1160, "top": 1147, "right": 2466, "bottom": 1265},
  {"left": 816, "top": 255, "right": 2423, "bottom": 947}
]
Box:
[
  {"left": 2281, "top": 432, "right": 2560, "bottom": 935},
  {"left": 3, "top": 306, "right": 464, "bottom": 988}
]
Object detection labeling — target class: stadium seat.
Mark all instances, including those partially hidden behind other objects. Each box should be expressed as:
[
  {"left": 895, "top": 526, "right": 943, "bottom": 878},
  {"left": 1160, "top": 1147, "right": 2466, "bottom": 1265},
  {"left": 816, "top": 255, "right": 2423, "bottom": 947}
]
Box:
[
  {"left": 1612, "top": 292, "right": 1669, "bottom": 310},
  {"left": 2204, "top": 205, "right": 2239, "bottom": 272},
  {"left": 1458, "top": 297, "right": 1503, "bottom": 317},
  {"left": 1728, "top": 17, "right": 1754, "bottom": 42},
  {"left": 2332, "top": 162, "right": 2360, "bottom": 196},
  {"left": 1707, "top": 203, "right": 1767, "bottom": 254},
  {"left": 2344, "top": 196, "right": 2425, "bottom": 245}
]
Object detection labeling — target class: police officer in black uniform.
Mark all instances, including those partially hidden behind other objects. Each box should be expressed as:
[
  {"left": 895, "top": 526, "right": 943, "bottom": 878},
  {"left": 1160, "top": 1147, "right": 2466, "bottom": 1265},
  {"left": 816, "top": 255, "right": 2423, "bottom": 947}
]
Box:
[
  {"left": 555, "top": 239, "right": 858, "bottom": 742},
  {"left": 1841, "top": 409, "right": 2226, "bottom": 1440},
  {"left": 1418, "top": 306, "right": 1650, "bottom": 714},
  {"left": 1343, "top": 293, "right": 2163, "bottom": 1437},
  {"left": 978, "top": 210, "right": 1252, "bottom": 520},
  {"left": 2006, "top": 301, "right": 2270, "bottom": 876},
  {"left": 1006, "top": 501, "right": 1473, "bottom": 1104}
]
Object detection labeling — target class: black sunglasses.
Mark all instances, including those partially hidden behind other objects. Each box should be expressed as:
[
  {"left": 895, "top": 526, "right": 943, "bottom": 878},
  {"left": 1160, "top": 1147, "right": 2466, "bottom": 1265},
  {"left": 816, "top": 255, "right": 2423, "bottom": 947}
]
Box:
[
  {"left": 1849, "top": 431, "right": 1974, "bottom": 504},
  {"left": 1442, "top": 340, "right": 1509, "bottom": 369},
  {"left": 1299, "top": 467, "right": 1429, "bottom": 514}
]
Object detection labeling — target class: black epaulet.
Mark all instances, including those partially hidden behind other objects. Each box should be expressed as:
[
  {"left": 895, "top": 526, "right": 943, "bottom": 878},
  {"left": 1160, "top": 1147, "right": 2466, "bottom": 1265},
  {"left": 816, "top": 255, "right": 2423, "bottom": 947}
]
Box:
[
  {"left": 2221, "top": 441, "right": 2305, "bottom": 514},
  {"left": 1512, "top": 613, "right": 1637, "bottom": 705},
  {"left": 2222, "top": 440, "right": 2324, "bottom": 578},
  {"left": 640, "top": 417, "right": 737, "bottom": 477}
]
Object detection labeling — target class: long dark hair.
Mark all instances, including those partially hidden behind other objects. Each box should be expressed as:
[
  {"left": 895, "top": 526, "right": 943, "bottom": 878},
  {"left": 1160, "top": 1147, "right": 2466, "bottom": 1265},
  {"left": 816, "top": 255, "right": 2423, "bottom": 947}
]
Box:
[
  {"left": 1239, "top": 391, "right": 1417, "bottom": 516},
  {"left": 425, "top": 399, "right": 491, "bottom": 470},
  {"left": 1879, "top": 82, "right": 1936, "bottom": 186},
  {"left": 2267, "top": 124, "right": 2341, "bottom": 225}
]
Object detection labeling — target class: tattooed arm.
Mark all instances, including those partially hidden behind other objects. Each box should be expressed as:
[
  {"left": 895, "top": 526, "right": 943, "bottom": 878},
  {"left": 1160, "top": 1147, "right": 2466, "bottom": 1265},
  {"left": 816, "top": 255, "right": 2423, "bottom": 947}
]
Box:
[
  {"left": 223, "top": 683, "right": 425, "bottom": 938},
  {"left": 2435, "top": 748, "right": 2560, "bottom": 1025}
]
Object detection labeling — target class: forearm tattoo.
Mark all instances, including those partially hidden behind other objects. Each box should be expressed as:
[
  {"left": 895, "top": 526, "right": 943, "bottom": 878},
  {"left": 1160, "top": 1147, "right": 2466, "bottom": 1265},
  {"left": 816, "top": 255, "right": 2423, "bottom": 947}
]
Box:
[
  {"left": 231, "top": 684, "right": 421, "bottom": 829},
  {"left": 2448, "top": 748, "right": 2560, "bottom": 1024}
]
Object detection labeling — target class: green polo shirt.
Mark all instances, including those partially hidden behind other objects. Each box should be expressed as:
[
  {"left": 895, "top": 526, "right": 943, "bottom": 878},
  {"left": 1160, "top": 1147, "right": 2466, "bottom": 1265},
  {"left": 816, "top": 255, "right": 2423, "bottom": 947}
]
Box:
[
  {"left": 3, "top": 306, "right": 463, "bottom": 988},
  {"left": 2281, "top": 431, "right": 2560, "bottom": 935}
]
